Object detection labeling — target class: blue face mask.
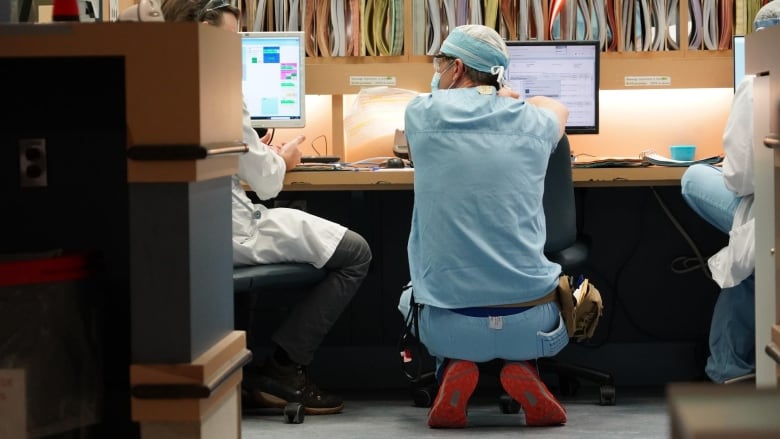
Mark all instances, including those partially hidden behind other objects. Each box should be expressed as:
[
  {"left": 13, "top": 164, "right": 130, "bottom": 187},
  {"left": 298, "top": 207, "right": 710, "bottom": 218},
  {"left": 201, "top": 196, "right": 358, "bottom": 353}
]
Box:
[
  {"left": 430, "top": 61, "right": 454, "bottom": 92},
  {"left": 430, "top": 72, "right": 443, "bottom": 91}
]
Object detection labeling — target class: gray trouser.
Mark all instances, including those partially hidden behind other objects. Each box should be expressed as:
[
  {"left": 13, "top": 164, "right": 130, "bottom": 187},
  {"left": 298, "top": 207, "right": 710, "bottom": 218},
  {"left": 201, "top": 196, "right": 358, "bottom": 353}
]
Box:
[{"left": 271, "top": 229, "right": 372, "bottom": 365}]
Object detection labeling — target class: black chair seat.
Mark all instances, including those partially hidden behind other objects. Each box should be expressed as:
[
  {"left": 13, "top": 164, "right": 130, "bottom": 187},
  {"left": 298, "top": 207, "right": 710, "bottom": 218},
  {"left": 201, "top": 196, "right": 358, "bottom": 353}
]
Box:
[
  {"left": 233, "top": 263, "right": 327, "bottom": 295},
  {"left": 233, "top": 263, "right": 328, "bottom": 370}
]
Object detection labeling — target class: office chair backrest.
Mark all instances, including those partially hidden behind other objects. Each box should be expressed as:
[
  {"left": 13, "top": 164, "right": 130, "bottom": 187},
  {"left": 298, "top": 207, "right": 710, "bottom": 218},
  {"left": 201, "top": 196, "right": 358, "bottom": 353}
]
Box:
[{"left": 542, "top": 134, "right": 577, "bottom": 256}]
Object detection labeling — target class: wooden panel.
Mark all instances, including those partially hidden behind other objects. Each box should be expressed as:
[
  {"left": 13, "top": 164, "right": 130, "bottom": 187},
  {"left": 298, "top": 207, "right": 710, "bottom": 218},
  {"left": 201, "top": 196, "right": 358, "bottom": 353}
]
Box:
[
  {"left": 127, "top": 155, "right": 239, "bottom": 184},
  {"left": 0, "top": 23, "right": 242, "bottom": 182},
  {"left": 132, "top": 375, "right": 241, "bottom": 422},
  {"left": 306, "top": 59, "right": 432, "bottom": 95},
  {"left": 307, "top": 52, "right": 734, "bottom": 94},
  {"left": 130, "top": 331, "right": 246, "bottom": 386},
  {"left": 139, "top": 387, "right": 240, "bottom": 439},
  {"left": 130, "top": 331, "right": 247, "bottom": 422},
  {"left": 600, "top": 52, "right": 733, "bottom": 90},
  {"left": 278, "top": 166, "right": 687, "bottom": 191},
  {"left": 668, "top": 383, "right": 780, "bottom": 438}
]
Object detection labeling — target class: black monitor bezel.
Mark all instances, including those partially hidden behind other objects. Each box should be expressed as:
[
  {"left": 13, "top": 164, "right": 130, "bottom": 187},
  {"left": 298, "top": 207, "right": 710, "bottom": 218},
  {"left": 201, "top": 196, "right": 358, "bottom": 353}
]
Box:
[{"left": 504, "top": 39, "right": 600, "bottom": 135}]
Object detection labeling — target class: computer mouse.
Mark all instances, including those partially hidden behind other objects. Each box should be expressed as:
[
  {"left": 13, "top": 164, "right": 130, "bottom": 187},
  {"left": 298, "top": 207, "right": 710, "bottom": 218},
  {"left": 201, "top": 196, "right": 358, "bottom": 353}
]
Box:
[{"left": 385, "top": 158, "right": 405, "bottom": 168}]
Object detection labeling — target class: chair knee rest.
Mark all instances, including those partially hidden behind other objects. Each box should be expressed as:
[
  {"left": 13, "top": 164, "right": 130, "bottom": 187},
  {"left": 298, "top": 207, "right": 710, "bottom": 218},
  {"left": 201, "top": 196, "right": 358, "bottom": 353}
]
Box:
[{"left": 233, "top": 263, "right": 327, "bottom": 294}]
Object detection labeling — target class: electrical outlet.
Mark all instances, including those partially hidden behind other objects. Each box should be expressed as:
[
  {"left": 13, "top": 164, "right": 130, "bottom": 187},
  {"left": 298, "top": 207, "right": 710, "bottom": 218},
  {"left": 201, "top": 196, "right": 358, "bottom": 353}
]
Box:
[{"left": 19, "top": 138, "right": 47, "bottom": 188}]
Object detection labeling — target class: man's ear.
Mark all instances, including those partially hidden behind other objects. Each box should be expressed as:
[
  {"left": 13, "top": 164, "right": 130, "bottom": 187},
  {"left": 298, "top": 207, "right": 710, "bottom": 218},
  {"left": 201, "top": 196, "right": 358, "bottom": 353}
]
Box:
[{"left": 452, "top": 59, "right": 465, "bottom": 82}]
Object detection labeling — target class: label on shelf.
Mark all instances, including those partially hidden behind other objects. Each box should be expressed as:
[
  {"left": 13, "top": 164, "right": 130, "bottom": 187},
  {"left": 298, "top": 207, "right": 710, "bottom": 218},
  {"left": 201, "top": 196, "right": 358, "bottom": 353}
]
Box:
[
  {"left": 625, "top": 76, "right": 672, "bottom": 86},
  {"left": 349, "top": 76, "right": 397, "bottom": 86}
]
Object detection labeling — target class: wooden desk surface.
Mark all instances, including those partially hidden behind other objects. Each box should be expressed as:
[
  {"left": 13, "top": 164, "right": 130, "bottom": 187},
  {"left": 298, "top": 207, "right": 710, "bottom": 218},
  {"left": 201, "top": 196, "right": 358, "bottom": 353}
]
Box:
[{"left": 281, "top": 166, "right": 686, "bottom": 191}]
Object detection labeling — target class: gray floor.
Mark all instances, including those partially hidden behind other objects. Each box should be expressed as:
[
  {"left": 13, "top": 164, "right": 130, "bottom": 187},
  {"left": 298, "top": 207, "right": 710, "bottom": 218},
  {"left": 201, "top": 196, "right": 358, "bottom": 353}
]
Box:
[{"left": 240, "top": 387, "right": 670, "bottom": 438}]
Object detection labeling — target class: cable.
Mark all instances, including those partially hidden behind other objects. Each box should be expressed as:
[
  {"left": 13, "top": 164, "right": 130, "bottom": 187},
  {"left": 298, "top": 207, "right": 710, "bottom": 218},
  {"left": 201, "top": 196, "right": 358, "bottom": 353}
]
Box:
[
  {"left": 649, "top": 187, "right": 713, "bottom": 281},
  {"left": 579, "top": 188, "right": 711, "bottom": 346},
  {"left": 310, "top": 134, "right": 328, "bottom": 156}
]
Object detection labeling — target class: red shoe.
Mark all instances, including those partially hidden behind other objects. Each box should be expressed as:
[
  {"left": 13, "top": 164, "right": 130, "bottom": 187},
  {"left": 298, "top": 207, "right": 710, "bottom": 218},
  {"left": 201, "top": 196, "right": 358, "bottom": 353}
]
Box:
[
  {"left": 500, "top": 361, "right": 566, "bottom": 426},
  {"left": 427, "top": 360, "right": 479, "bottom": 428}
]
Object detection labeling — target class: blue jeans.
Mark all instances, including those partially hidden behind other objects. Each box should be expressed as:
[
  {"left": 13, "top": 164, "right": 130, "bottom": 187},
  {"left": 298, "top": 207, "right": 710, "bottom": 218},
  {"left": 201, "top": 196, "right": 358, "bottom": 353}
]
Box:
[
  {"left": 398, "top": 288, "right": 568, "bottom": 379},
  {"left": 681, "top": 164, "right": 755, "bottom": 382}
]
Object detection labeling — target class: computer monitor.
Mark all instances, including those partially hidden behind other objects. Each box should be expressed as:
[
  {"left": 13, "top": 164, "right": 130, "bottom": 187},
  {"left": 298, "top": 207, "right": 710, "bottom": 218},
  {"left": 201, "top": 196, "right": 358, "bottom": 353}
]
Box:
[
  {"left": 240, "top": 31, "right": 306, "bottom": 129},
  {"left": 504, "top": 40, "right": 600, "bottom": 135},
  {"left": 733, "top": 35, "right": 746, "bottom": 90}
]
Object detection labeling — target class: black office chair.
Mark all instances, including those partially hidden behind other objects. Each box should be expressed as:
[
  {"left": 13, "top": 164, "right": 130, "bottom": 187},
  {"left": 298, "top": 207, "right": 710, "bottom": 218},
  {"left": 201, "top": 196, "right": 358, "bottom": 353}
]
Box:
[
  {"left": 233, "top": 262, "right": 327, "bottom": 423},
  {"left": 537, "top": 134, "right": 615, "bottom": 406},
  {"left": 407, "top": 134, "right": 615, "bottom": 408}
]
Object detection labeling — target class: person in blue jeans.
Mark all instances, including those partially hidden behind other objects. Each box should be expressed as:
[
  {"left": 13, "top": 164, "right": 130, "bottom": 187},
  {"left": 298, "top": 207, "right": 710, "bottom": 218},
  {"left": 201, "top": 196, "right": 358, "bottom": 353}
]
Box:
[{"left": 680, "top": 0, "right": 780, "bottom": 384}]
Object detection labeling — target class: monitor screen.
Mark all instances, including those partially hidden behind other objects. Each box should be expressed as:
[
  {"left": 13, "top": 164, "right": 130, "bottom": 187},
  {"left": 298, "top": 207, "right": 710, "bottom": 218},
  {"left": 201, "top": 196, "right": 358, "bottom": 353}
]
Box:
[
  {"left": 504, "top": 40, "right": 600, "bottom": 135},
  {"left": 733, "top": 35, "right": 745, "bottom": 91},
  {"left": 240, "top": 31, "right": 306, "bottom": 129}
]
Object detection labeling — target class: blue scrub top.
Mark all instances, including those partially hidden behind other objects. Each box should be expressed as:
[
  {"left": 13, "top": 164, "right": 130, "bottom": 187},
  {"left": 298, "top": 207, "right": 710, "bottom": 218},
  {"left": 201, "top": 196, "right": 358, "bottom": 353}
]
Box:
[{"left": 405, "top": 86, "right": 561, "bottom": 308}]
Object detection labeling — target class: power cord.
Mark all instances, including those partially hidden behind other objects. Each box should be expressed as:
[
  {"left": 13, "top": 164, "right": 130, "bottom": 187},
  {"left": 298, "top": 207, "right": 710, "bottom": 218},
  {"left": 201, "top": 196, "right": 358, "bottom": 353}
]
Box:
[
  {"left": 310, "top": 134, "right": 328, "bottom": 156},
  {"left": 649, "top": 187, "right": 713, "bottom": 281},
  {"left": 580, "top": 188, "right": 711, "bottom": 346}
]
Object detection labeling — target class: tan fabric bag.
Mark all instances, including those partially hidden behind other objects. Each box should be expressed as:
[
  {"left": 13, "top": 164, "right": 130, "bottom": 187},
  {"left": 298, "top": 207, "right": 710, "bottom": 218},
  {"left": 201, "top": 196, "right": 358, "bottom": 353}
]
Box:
[{"left": 556, "top": 275, "right": 603, "bottom": 342}]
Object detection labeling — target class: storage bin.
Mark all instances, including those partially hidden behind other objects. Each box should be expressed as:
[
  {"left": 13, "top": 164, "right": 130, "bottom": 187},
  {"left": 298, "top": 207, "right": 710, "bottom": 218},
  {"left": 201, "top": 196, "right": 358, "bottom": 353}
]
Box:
[{"left": 0, "top": 252, "right": 101, "bottom": 438}]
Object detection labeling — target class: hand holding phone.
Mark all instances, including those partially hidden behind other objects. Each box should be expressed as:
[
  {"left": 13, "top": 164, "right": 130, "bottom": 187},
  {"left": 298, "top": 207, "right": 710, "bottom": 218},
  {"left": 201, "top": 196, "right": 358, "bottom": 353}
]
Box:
[
  {"left": 280, "top": 135, "right": 305, "bottom": 169},
  {"left": 284, "top": 135, "right": 306, "bottom": 148}
]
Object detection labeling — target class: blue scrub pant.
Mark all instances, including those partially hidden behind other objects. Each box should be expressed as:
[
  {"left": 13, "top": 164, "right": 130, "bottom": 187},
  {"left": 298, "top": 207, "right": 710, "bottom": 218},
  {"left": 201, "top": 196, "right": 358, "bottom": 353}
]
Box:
[
  {"left": 398, "top": 288, "right": 568, "bottom": 378},
  {"left": 681, "top": 164, "right": 756, "bottom": 382}
]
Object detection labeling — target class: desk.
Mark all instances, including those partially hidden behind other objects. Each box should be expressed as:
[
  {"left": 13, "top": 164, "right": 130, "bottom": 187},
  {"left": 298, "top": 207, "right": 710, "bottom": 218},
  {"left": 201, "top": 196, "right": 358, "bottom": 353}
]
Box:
[
  {"left": 260, "top": 163, "right": 727, "bottom": 390},
  {"left": 282, "top": 166, "right": 687, "bottom": 191}
]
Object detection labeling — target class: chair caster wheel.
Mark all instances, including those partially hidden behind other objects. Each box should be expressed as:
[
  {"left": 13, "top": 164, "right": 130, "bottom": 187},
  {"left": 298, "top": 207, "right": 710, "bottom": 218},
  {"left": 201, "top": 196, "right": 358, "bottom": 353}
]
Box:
[
  {"left": 411, "top": 384, "right": 436, "bottom": 407},
  {"left": 499, "top": 393, "right": 521, "bottom": 414},
  {"left": 599, "top": 385, "right": 616, "bottom": 406},
  {"left": 284, "top": 402, "right": 305, "bottom": 423}
]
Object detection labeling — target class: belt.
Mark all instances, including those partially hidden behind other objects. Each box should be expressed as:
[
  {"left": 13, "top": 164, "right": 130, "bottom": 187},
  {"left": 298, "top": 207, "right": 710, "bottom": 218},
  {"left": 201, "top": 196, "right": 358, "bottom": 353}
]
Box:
[{"left": 451, "top": 289, "right": 558, "bottom": 318}]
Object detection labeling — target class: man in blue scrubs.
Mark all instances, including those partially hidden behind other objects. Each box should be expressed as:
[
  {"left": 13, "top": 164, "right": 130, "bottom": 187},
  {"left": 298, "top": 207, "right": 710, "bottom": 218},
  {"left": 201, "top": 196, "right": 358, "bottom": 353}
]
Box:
[{"left": 399, "top": 25, "right": 570, "bottom": 428}]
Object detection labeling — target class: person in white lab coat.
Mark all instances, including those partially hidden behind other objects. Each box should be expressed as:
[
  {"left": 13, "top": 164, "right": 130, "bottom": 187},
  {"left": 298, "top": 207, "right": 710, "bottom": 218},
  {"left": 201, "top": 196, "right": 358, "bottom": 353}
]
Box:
[
  {"left": 680, "top": 0, "right": 780, "bottom": 384},
  {"left": 161, "top": 0, "right": 372, "bottom": 414}
]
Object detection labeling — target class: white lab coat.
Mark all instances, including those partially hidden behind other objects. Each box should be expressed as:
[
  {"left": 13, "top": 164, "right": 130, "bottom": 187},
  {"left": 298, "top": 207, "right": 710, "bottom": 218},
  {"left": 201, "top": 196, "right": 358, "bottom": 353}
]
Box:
[
  {"left": 708, "top": 76, "right": 755, "bottom": 288},
  {"left": 231, "top": 103, "right": 346, "bottom": 267}
]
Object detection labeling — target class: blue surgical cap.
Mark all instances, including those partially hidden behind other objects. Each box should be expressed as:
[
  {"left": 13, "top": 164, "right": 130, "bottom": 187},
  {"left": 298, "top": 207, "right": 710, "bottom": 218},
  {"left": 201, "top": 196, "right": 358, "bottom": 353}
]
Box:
[
  {"left": 440, "top": 25, "right": 509, "bottom": 74},
  {"left": 754, "top": 0, "right": 780, "bottom": 31}
]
